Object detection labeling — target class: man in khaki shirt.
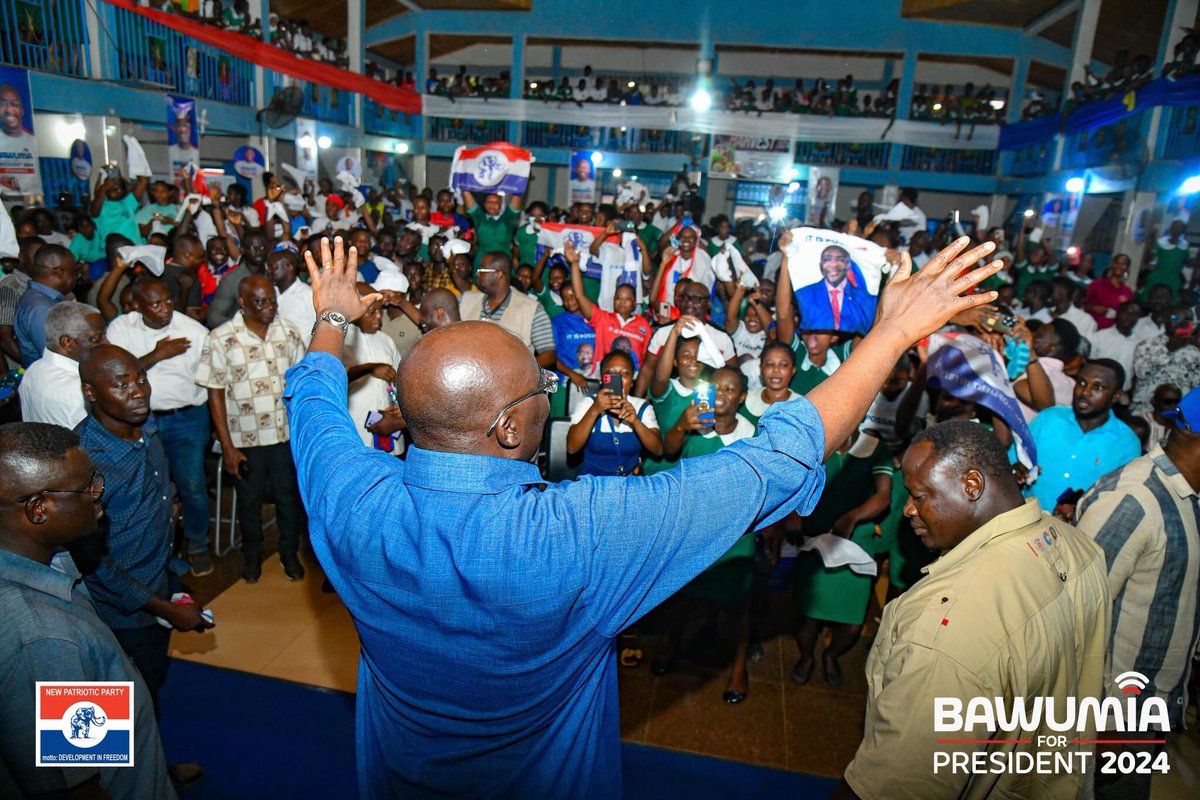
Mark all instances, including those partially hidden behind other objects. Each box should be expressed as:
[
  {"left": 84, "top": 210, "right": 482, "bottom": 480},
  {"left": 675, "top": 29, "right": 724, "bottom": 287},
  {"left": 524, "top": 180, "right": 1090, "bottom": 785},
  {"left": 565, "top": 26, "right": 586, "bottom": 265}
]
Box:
[{"left": 838, "top": 420, "right": 1110, "bottom": 799}]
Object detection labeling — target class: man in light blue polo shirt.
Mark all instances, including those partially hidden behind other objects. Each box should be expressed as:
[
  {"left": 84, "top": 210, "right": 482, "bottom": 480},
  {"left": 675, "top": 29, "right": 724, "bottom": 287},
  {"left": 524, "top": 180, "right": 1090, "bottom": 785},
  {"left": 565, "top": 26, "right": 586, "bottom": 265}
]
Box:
[{"left": 1026, "top": 358, "right": 1141, "bottom": 513}]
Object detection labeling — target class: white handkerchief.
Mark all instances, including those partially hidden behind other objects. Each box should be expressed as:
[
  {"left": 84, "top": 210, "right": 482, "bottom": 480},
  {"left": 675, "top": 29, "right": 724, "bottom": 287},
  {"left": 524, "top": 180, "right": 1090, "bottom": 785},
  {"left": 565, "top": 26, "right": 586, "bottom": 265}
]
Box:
[
  {"left": 118, "top": 244, "right": 167, "bottom": 276},
  {"left": 441, "top": 238, "right": 472, "bottom": 260},
  {"left": 680, "top": 319, "right": 725, "bottom": 369},
  {"left": 279, "top": 163, "right": 309, "bottom": 190},
  {"left": 123, "top": 135, "right": 153, "bottom": 178},
  {"left": 798, "top": 533, "right": 878, "bottom": 576},
  {"left": 263, "top": 200, "right": 289, "bottom": 224}
]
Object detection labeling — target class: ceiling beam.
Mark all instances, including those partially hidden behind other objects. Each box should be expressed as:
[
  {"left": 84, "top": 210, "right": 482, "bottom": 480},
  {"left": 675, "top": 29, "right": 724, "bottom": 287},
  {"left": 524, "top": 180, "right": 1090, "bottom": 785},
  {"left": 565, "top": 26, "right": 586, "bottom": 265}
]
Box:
[{"left": 1025, "top": 0, "right": 1080, "bottom": 36}]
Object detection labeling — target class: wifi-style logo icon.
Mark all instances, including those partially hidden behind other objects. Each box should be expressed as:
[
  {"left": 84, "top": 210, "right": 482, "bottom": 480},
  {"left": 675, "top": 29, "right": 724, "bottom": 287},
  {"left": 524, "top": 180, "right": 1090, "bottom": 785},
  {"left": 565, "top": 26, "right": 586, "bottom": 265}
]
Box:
[{"left": 1115, "top": 671, "right": 1150, "bottom": 695}]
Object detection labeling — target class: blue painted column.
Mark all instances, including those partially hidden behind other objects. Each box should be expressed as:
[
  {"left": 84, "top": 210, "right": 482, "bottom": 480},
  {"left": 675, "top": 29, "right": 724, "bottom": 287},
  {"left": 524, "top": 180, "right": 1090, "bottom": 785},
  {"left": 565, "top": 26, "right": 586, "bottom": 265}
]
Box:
[
  {"left": 551, "top": 46, "right": 561, "bottom": 84},
  {"left": 509, "top": 35, "right": 525, "bottom": 144},
  {"left": 999, "top": 58, "right": 1029, "bottom": 176},
  {"left": 887, "top": 49, "right": 917, "bottom": 170}
]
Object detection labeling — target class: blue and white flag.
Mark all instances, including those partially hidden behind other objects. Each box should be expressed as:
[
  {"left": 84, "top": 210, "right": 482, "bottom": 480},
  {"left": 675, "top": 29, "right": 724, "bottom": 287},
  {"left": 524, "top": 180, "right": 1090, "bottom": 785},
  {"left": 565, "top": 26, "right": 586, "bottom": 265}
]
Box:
[
  {"left": 927, "top": 332, "right": 1037, "bottom": 469},
  {"left": 450, "top": 142, "right": 533, "bottom": 195}
]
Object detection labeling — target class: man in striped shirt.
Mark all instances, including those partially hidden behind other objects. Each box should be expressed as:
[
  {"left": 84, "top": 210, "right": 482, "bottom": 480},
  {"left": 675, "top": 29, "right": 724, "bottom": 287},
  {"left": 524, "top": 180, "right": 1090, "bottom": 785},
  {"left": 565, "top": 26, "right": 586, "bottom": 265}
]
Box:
[{"left": 1075, "top": 385, "right": 1200, "bottom": 800}]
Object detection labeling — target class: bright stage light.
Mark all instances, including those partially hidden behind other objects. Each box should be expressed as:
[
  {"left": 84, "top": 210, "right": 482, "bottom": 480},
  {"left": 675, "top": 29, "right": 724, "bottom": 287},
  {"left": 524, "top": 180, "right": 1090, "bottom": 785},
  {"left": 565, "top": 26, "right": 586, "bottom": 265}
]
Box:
[
  {"left": 1065, "top": 176, "right": 1085, "bottom": 193},
  {"left": 689, "top": 88, "right": 712, "bottom": 112},
  {"left": 317, "top": 135, "right": 332, "bottom": 149}
]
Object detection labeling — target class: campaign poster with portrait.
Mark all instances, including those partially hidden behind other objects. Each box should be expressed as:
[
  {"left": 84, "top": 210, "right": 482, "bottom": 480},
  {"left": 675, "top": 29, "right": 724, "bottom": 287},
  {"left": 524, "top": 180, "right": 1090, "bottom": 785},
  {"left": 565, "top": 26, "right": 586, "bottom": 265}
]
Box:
[
  {"left": 783, "top": 227, "right": 888, "bottom": 335},
  {"left": 166, "top": 94, "right": 199, "bottom": 180},
  {"left": 0, "top": 66, "right": 43, "bottom": 197},
  {"left": 569, "top": 150, "right": 597, "bottom": 205},
  {"left": 805, "top": 166, "right": 839, "bottom": 227},
  {"left": 709, "top": 135, "right": 793, "bottom": 181},
  {"left": 69, "top": 139, "right": 92, "bottom": 181},
  {"left": 336, "top": 155, "right": 362, "bottom": 181},
  {"left": 295, "top": 118, "right": 318, "bottom": 180},
  {"left": 233, "top": 145, "right": 265, "bottom": 181}
]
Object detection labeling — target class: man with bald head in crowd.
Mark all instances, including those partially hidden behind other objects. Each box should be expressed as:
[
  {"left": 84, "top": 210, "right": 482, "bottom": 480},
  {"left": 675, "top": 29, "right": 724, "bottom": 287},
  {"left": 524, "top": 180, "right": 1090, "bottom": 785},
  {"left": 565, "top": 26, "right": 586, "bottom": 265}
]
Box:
[
  {"left": 283, "top": 234, "right": 1003, "bottom": 797},
  {"left": 20, "top": 301, "right": 107, "bottom": 427},
  {"left": 0, "top": 422, "right": 175, "bottom": 800},
  {"left": 107, "top": 278, "right": 214, "bottom": 575},
  {"left": 161, "top": 233, "right": 205, "bottom": 320},
  {"left": 418, "top": 287, "right": 461, "bottom": 333},
  {"left": 14, "top": 244, "right": 79, "bottom": 366},
  {"left": 196, "top": 274, "right": 306, "bottom": 583}
]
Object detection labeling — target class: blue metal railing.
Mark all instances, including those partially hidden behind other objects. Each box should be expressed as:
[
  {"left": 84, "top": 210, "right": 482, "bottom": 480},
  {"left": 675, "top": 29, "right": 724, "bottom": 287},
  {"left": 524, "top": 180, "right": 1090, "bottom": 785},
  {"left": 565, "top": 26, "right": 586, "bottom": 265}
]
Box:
[
  {"left": 900, "top": 146, "right": 996, "bottom": 175},
  {"left": 39, "top": 157, "right": 90, "bottom": 205},
  {"left": 362, "top": 98, "right": 422, "bottom": 139},
  {"left": 0, "top": 0, "right": 90, "bottom": 77},
  {"left": 1161, "top": 105, "right": 1200, "bottom": 160},
  {"left": 521, "top": 122, "right": 601, "bottom": 150},
  {"left": 428, "top": 117, "right": 508, "bottom": 144},
  {"left": 520, "top": 122, "right": 704, "bottom": 155},
  {"left": 110, "top": 3, "right": 254, "bottom": 106},
  {"left": 794, "top": 141, "right": 890, "bottom": 169},
  {"left": 1008, "top": 144, "right": 1054, "bottom": 177}
]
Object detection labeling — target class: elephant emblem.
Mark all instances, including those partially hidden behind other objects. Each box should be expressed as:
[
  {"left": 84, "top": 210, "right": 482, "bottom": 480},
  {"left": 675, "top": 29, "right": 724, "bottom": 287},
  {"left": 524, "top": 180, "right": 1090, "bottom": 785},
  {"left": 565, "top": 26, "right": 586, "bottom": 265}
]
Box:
[
  {"left": 473, "top": 153, "right": 506, "bottom": 186},
  {"left": 70, "top": 706, "right": 106, "bottom": 740}
]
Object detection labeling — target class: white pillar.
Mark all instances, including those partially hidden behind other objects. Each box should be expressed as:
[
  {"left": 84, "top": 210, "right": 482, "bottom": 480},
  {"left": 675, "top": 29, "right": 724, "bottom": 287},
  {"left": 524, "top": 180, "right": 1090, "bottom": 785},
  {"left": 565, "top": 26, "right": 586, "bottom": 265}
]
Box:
[{"left": 1065, "top": 0, "right": 1102, "bottom": 92}]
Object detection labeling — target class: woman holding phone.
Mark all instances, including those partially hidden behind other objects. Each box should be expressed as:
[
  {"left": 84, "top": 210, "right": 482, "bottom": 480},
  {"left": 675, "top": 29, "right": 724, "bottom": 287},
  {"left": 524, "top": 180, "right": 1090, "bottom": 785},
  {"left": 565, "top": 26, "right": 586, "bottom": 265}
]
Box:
[{"left": 565, "top": 351, "right": 662, "bottom": 477}]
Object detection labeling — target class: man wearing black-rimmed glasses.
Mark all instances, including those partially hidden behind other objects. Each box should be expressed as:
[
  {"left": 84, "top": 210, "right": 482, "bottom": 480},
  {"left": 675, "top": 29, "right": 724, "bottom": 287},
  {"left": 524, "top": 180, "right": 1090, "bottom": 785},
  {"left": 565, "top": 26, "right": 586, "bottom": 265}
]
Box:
[{"left": 0, "top": 422, "right": 175, "bottom": 800}]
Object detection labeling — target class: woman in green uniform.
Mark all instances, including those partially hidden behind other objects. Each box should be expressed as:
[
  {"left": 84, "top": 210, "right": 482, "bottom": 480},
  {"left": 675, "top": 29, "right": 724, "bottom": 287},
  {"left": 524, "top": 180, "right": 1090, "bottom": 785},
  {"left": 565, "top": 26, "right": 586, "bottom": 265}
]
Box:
[
  {"left": 642, "top": 315, "right": 708, "bottom": 475},
  {"left": 790, "top": 431, "right": 893, "bottom": 688},
  {"left": 654, "top": 367, "right": 756, "bottom": 704},
  {"left": 740, "top": 340, "right": 800, "bottom": 425}
]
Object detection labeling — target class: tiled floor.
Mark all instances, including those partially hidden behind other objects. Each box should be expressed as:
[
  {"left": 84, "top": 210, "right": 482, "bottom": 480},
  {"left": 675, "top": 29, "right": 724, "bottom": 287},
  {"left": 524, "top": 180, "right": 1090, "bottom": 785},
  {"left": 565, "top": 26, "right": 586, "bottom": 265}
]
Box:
[{"left": 173, "top": 542, "right": 1200, "bottom": 790}]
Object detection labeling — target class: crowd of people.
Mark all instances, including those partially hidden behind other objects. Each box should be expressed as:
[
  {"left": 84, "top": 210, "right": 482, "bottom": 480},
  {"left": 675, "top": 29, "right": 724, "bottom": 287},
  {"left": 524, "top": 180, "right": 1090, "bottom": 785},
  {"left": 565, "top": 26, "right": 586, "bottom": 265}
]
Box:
[{"left": 1, "top": 159, "right": 1198, "bottom": 798}]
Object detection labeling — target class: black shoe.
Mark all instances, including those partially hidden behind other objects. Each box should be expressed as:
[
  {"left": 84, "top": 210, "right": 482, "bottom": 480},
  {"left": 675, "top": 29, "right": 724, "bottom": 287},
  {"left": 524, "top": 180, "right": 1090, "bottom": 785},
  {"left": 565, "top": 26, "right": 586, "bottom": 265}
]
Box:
[
  {"left": 242, "top": 557, "right": 262, "bottom": 584},
  {"left": 282, "top": 557, "right": 305, "bottom": 581},
  {"left": 790, "top": 656, "right": 813, "bottom": 685},
  {"left": 168, "top": 762, "right": 203, "bottom": 789},
  {"left": 723, "top": 688, "right": 747, "bottom": 705},
  {"left": 823, "top": 656, "right": 843, "bottom": 688}
]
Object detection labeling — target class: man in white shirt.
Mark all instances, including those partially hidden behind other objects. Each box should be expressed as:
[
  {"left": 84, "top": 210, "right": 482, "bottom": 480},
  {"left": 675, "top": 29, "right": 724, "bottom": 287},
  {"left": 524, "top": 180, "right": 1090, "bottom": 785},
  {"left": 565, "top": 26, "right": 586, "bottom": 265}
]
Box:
[
  {"left": 105, "top": 277, "right": 215, "bottom": 575},
  {"left": 1034, "top": 276, "right": 1097, "bottom": 344},
  {"left": 872, "top": 187, "right": 927, "bottom": 244},
  {"left": 1090, "top": 301, "right": 1141, "bottom": 393},
  {"left": 19, "top": 302, "right": 107, "bottom": 427},
  {"left": 268, "top": 248, "right": 316, "bottom": 345}
]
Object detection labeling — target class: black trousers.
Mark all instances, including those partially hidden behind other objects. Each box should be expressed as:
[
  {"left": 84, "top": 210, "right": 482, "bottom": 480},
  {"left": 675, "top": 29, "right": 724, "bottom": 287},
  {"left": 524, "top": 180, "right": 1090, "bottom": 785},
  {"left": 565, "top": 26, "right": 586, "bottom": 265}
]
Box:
[
  {"left": 113, "top": 624, "right": 172, "bottom": 717},
  {"left": 234, "top": 442, "right": 302, "bottom": 560}
]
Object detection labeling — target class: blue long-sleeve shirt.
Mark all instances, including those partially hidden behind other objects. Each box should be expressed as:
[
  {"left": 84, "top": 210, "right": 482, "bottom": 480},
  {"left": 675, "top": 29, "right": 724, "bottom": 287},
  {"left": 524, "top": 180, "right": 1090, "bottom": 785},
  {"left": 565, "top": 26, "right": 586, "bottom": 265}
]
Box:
[
  {"left": 75, "top": 414, "right": 174, "bottom": 629},
  {"left": 283, "top": 351, "right": 827, "bottom": 799},
  {"left": 14, "top": 281, "right": 61, "bottom": 367}
]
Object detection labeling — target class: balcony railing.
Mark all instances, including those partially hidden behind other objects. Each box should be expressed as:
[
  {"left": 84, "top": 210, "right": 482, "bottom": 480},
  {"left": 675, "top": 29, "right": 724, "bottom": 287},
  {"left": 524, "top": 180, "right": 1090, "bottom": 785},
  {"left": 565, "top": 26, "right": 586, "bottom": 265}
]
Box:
[
  {"left": 363, "top": 98, "right": 422, "bottom": 139},
  {"left": 0, "top": 0, "right": 90, "bottom": 77},
  {"left": 111, "top": 3, "right": 254, "bottom": 106},
  {"left": 428, "top": 117, "right": 508, "bottom": 144},
  {"left": 1008, "top": 143, "right": 1054, "bottom": 177},
  {"left": 794, "top": 141, "right": 890, "bottom": 169},
  {"left": 520, "top": 122, "right": 705, "bottom": 156},
  {"left": 901, "top": 146, "right": 996, "bottom": 175},
  {"left": 1161, "top": 104, "right": 1200, "bottom": 160}
]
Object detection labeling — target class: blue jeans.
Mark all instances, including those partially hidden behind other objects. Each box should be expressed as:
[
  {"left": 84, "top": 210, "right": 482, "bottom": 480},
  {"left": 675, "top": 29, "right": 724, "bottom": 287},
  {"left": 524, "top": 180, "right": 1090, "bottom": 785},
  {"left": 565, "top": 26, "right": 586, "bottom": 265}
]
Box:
[{"left": 156, "top": 403, "right": 210, "bottom": 554}]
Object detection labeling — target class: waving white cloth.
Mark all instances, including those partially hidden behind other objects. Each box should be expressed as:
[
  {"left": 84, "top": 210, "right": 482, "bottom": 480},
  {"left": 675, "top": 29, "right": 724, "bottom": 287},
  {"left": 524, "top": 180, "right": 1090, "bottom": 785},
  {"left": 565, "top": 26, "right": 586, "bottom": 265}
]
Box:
[
  {"left": 263, "top": 200, "right": 289, "bottom": 225},
  {"left": 712, "top": 241, "right": 758, "bottom": 288},
  {"left": 118, "top": 244, "right": 167, "bottom": 276},
  {"left": 798, "top": 533, "right": 878, "bottom": 577},
  {"left": 441, "top": 238, "right": 472, "bottom": 260},
  {"left": 279, "top": 162, "right": 309, "bottom": 190},
  {"left": 122, "top": 135, "right": 153, "bottom": 179},
  {"left": 679, "top": 318, "right": 725, "bottom": 370}
]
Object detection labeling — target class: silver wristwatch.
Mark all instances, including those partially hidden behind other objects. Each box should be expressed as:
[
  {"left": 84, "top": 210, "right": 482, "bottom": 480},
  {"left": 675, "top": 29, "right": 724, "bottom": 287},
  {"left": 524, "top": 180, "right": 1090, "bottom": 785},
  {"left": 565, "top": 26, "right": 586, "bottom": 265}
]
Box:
[{"left": 313, "top": 310, "right": 350, "bottom": 337}]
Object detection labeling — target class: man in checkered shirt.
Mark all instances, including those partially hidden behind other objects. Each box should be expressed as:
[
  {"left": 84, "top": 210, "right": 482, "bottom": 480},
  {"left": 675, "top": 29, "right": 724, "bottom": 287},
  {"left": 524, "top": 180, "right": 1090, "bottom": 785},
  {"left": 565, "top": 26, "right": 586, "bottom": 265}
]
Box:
[{"left": 195, "top": 274, "right": 307, "bottom": 583}]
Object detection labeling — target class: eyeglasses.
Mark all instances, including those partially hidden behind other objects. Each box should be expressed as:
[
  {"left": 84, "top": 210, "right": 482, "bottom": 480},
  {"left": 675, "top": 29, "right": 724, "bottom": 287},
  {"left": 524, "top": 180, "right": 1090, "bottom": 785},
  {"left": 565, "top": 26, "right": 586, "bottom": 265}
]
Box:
[
  {"left": 485, "top": 369, "right": 559, "bottom": 437},
  {"left": 14, "top": 469, "right": 106, "bottom": 505}
]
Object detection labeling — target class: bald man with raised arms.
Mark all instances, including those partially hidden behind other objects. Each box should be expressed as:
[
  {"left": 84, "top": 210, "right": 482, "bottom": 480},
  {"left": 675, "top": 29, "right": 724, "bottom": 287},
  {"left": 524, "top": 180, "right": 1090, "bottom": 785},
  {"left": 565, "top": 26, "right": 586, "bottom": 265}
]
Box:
[{"left": 283, "top": 235, "right": 1003, "bottom": 798}]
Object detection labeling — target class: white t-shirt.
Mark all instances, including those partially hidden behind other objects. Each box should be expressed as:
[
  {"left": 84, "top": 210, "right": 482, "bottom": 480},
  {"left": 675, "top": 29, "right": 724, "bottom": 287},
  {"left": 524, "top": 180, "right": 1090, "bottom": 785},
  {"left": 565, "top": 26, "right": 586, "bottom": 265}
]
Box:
[
  {"left": 276, "top": 279, "right": 316, "bottom": 345},
  {"left": 860, "top": 386, "right": 927, "bottom": 446},
  {"left": 20, "top": 349, "right": 85, "bottom": 428},
  {"left": 692, "top": 414, "right": 756, "bottom": 447},
  {"left": 344, "top": 327, "right": 401, "bottom": 451},
  {"left": 569, "top": 394, "right": 659, "bottom": 435},
  {"left": 106, "top": 311, "right": 209, "bottom": 410},
  {"left": 730, "top": 320, "right": 766, "bottom": 359},
  {"left": 742, "top": 389, "right": 800, "bottom": 420},
  {"left": 1090, "top": 327, "right": 1139, "bottom": 390}
]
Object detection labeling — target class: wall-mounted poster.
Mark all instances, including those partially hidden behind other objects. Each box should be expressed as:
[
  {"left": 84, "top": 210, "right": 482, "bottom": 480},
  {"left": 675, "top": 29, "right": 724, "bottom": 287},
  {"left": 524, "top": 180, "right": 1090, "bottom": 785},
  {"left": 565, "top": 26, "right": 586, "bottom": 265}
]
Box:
[
  {"left": 295, "top": 118, "right": 318, "bottom": 180},
  {"left": 710, "top": 135, "right": 793, "bottom": 181},
  {"left": 166, "top": 94, "right": 199, "bottom": 180},
  {"left": 70, "top": 139, "right": 93, "bottom": 181},
  {"left": 805, "top": 166, "right": 839, "bottom": 227},
  {"left": 233, "top": 145, "right": 265, "bottom": 181},
  {"left": 569, "top": 150, "right": 597, "bottom": 205},
  {"left": 0, "top": 66, "right": 42, "bottom": 197}
]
